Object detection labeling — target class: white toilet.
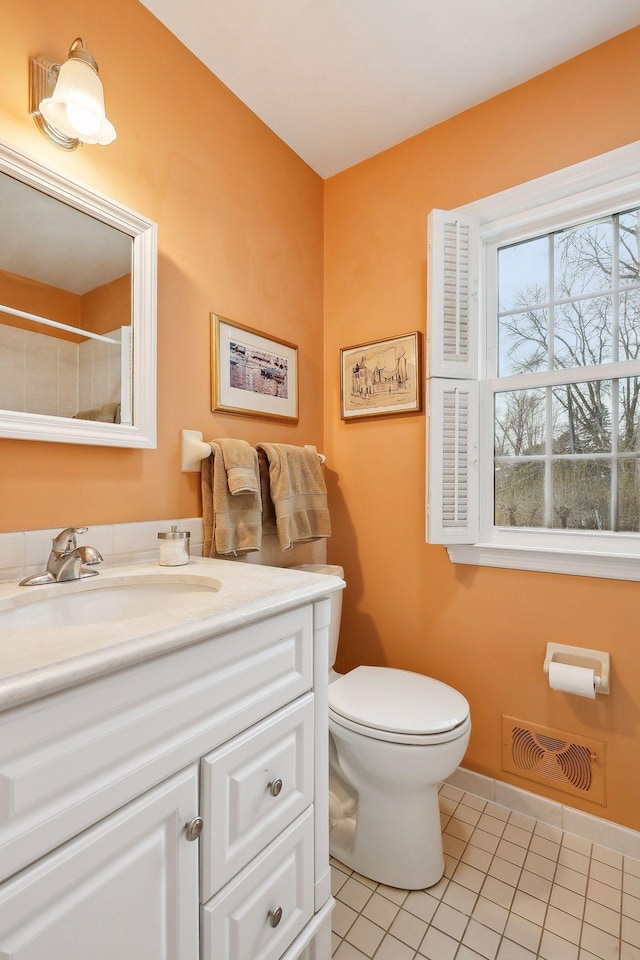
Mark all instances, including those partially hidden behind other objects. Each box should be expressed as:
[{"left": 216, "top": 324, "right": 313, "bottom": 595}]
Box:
[{"left": 296, "top": 563, "right": 471, "bottom": 890}]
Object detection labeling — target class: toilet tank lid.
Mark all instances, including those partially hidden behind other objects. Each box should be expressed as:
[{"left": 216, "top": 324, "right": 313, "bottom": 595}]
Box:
[{"left": 328, "top": 666, "right": 470, "bottom": 736}]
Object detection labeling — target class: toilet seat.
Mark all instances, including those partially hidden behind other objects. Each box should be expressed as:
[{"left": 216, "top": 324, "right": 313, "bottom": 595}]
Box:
[{"left": 329, "top": 666, "right": 470, "bottom": 746}]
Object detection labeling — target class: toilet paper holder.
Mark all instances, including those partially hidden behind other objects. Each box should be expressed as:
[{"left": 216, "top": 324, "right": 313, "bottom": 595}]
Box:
[{"left": 543, "top": 643, "right": 610, "bottom": 695}]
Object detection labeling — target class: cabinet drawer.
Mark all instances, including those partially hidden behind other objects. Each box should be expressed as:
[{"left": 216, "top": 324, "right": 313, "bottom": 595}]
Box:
[
  {"left": 0, "top": 605, "right": 313, "bottom": 884},
  {"left": 200, "top": 694, "right": 314, "bottom": 900},
  {"left": 201, "top": 808, "right": 314, "bottom": 960}
]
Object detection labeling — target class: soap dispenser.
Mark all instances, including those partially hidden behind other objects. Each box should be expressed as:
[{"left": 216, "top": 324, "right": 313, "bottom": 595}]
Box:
[{"left": 157, "top": 525, "right": 190, "bottom": 566}]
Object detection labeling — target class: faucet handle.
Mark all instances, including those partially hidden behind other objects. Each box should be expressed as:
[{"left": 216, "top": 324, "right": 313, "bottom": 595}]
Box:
[{"left": 52, "top": 527, "right": 88, "bottom": 554}]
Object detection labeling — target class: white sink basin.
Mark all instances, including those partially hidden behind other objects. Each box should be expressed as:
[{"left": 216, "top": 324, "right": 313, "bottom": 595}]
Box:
[{"left": 0, "top": 574, "right": 221, "bottom": 628}]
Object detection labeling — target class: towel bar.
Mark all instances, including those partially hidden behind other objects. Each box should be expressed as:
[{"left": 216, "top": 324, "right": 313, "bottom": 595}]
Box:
[{"left": 181, "top": 430, "right": 326, "bottom": 472}]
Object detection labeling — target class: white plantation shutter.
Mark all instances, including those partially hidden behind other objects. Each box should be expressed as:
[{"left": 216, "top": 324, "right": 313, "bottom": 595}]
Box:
[
  {"left": 427, "top": 379, "right": 478, "bottom": 543},
  {"left": 427, "top": 209, "right": 479, "bottom": 378},
  {"left": 426, "top": 209, "right": 480, "bottom": 545}
]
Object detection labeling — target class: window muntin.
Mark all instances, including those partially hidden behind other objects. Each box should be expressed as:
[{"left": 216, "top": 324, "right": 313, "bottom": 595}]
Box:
[{"left": 493, "top": 206, "right": 640, "bottom": 534}]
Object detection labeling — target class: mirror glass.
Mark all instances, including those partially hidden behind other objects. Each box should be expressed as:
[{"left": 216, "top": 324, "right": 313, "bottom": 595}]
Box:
[{"left": 0, "top": 140, "right": 157, "bottom": 447}]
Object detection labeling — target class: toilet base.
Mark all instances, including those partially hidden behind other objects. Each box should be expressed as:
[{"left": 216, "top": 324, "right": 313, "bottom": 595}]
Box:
[{"left": 329, "top": 771, "right": 445, "bottom": 890}]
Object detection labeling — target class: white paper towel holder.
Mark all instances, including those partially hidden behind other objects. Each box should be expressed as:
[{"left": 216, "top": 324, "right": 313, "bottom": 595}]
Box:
[{"left": 543, "top": 642, "right": 610, "bottom": 695}]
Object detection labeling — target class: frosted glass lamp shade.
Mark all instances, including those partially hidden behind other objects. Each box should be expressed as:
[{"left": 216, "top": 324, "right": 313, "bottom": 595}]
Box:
[{"left": 38, "top": 45, "right": 116, "bottom": 146}]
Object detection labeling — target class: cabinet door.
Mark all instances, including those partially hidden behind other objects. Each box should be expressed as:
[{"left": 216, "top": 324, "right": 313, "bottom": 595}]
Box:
[{"left": 0, "top": 765, "right": 199, "bottom": 960}]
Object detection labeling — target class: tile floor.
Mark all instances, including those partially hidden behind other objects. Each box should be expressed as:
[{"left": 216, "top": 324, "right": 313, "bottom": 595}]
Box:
[{"left": 330, "top": 784, "right": 640, "bottom": 960}]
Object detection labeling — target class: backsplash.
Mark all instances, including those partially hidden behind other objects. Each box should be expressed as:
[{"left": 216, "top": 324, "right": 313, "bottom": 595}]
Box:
[{"left": 0, "top": 517, "right": 326, "bottom": 583}]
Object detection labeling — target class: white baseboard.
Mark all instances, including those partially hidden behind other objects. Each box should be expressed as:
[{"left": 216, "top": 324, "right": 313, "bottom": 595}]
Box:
[{"left": 447, "top": 767, "right": 640, "bottom": 861}]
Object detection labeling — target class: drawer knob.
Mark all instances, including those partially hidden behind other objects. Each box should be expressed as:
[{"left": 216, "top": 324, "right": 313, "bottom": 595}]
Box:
[
  {"left": 268, "top": 778, "right": 283, "bottom": 797},
  {"left": 185, "top": 816, "right": 204, "bottom": 841},
  {"left": 268, "top": 906, "right": 283, "bottom": 928}
]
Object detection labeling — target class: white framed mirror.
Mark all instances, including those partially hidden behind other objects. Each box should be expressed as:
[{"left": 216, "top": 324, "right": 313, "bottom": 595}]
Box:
[{"left": 0, "top": 138, "right": 157, "bottom": 447}]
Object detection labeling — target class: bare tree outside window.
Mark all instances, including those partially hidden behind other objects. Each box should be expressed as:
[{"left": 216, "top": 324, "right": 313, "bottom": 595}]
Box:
[{"left": 494, "top": 208, "right": 640, "bottom": 531}]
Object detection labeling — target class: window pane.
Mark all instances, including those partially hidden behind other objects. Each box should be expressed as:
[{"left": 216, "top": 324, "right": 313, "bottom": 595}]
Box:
[
  {"left": 552, "top": 460, "right": 611, "bottom": 530},
  {"left": 554, "top": 218, "right": 613, "bottom": 299},
  {"left": 552, "top": 381, "right": 612, "bottom": 454},
  {"left": 498, "top": 237, "right": 548, "bottom": 313},
  {"left": 495, "top": 389, "right": 545, "bottom": 456},
  {"left": 553, "top": 295, "right": 612, "bottom": 368},
  {"left": 498, "top": 310, "right": 548, "bottom": 376},
  {"left": 495, "top": 462, "right": 545, "bottom": 527},
  {"left": 620, "top": 290, "right": 640, "bottom": 362},
  {"left": 619, "top": 377, "right": 640, "bottom": 452},
  {"left": 619, "top": 209, "right": 640, "bottom": 286},
  {"left": 619, "top": 458, "right": 640, "bottom": 531}
]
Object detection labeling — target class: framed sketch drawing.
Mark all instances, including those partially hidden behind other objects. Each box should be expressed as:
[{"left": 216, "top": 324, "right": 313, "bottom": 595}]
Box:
[
  {"left": 340, "top": 331, "right": 422, "bottom": 420},
  {"left": 211, "top": 314, "right": 299, "bottom": 422}
]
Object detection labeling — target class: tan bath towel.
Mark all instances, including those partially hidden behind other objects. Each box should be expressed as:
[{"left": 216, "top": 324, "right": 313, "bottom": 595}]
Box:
[
  {"left": 256, "top": 443, "right": 331, "bottom": 551},
  {"left": 216, "top": 438, "right": 260, "bottom": 495},
  {"left": 202, "top": 442, "right": 262, "bottom": 556}
]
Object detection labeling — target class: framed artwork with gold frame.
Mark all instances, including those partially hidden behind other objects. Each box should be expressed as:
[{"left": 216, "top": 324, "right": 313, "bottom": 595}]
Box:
[
  {"left": 211, "top": 314, "right": 299, "bottom": 422},
  {"left": 340, "top": 331, "right": 422, "bottom": 420}
]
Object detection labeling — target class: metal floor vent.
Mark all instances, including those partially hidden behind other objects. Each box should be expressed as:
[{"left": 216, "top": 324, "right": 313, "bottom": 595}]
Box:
[{"left": 502, "top": 716, "right": 605, "bottom": 806}]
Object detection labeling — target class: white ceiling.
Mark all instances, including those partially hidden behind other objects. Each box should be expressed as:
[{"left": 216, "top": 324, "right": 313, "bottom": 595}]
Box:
[{"left": 138, "top": 0, "right": 640, "bottom": 178}]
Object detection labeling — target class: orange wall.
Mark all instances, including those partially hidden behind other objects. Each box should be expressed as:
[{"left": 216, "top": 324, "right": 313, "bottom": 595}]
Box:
[
  {"left": 0, "top": 270, "right": 82, "bottom": 340},
  {"left": 0, "top": 0, "right": 324, "bottom": 531},
  {"left": 324, "top": 27, "right": 640, "bottom": 830},
  {"left": 82, "top": 274, "right": 130, "bottom": 335}
]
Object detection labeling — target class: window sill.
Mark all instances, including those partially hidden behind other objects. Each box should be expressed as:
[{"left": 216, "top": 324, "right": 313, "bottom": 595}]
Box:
[{"left": 447, "top": 543, "right": 640, "bottom": 581}]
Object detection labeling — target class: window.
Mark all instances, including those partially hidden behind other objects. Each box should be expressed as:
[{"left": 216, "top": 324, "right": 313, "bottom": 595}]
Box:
[{"left": 426, "top": 141, "right": 640, "bottom": 580}]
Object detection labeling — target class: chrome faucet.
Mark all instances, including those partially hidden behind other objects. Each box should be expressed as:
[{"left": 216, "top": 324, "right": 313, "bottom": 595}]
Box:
[{"left": 19, "top": 527, "right": 103, "bottom": 586}]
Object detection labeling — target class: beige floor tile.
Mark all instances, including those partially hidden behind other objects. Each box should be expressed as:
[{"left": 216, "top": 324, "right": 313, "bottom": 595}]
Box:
[
  {"left": 461, "top": 918, "right": 501, "bottom": 959},
  {"left": 517, "top": 869, "right": 552, "bottom": 902},
  {"left": 336, "top": 877, "right": 375, "bottom": 912},
  {"left": 538, "top": 929, "right": 579, "bottom": 960},
  {"left": 584, "top": 899, "right": 621, "bottom": 937},
  {"left": 503, "top": 824, "right": 533, "bottom": 849},
  {"left": 545, "top": 905, "right": 582, "bottom": 944},
  {"left": 333, "top": 939, "right": 369, "bottom": 960},
  {"left": 581, "top": 921, "right": 620, "bottom": 959},
  {"left": 503, "top": 913, "right": 543, "bottom": 953},
  {"left": 332, "top": 899, "right": 359, "bottom": 938},
  {"left": 510, "top": 889, "right": 547, "bottom": 926},
  {"left": 389, "top": 907, "right": 429, "bottom": 948},
  {"left": 361, "top": 892, "right": 400, "bottom": 930},
  {"left": 443, "top": 880, "right": 478, "bottom": 915},
  {"left": 472, "top": 896, "right": 509, "bottom": 934},
  {"left": 431, "top": 901, "right": 467, "bottom": 940},
  {"left": 373, "top": 933, "right": 416, "bottom": 960},
  {"left": 418, "top": 925, "right": 458, "bottom": 960},
  {"left": 344, "top": 915, "right": 385, "bottom": 957},
  {"left": 403, "top": 890, "right": 439, "bottom": 924}
]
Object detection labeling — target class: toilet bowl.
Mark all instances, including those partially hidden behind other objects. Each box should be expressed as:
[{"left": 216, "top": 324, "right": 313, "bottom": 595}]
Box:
[{"left": 294, "top": 563, "right": 471, "bottom": 890}]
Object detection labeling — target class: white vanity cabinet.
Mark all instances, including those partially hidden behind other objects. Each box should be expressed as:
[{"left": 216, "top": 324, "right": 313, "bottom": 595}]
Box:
[{"left": 0, "top": 580, "right": 336, "bottom": 960}]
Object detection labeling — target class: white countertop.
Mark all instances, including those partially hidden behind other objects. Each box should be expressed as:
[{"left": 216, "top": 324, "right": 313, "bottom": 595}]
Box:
[{"left": 0, "top": 557, "right": 344, "bottom": 712}]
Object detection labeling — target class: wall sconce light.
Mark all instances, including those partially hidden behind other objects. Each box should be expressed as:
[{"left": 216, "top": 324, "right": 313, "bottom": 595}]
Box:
[{"left": 29, "top": 38, "right": 116, "bottom": 150}]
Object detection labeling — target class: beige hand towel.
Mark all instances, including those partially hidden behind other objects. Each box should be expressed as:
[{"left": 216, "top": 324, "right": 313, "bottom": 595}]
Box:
[
  {"left": 256, "top": 443, "right": 331, "bottom": 551},
  {"left": 216, "top": 438, "right": 260, "bottom": 495},
  {"left": 202, "top": 442, "right": 262, "bottom": 556}
]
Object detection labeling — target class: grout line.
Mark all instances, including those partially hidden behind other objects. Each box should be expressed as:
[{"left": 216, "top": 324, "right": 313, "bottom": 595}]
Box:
[{"left": 332, "top": 786, "right": 639, "bottom": 959}]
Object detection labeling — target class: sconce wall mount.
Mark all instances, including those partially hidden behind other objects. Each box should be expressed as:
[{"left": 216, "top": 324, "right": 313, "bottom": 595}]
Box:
[{"left": 29, "top": 38, "right": 116, "bottom": 151}]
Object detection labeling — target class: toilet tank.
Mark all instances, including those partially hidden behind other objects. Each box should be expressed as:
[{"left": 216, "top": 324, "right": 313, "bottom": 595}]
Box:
[{"left": 293, "top": 564, "right": 344, "bottom": 670}]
